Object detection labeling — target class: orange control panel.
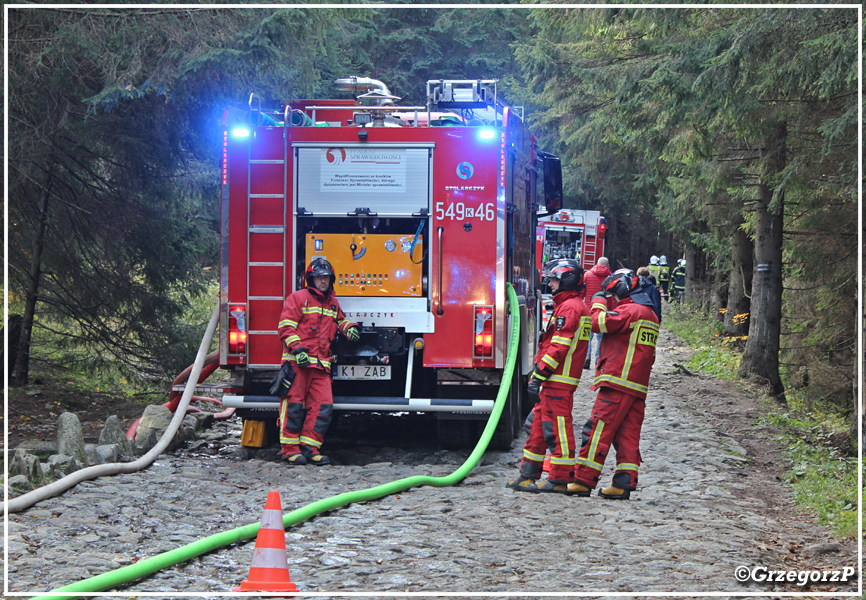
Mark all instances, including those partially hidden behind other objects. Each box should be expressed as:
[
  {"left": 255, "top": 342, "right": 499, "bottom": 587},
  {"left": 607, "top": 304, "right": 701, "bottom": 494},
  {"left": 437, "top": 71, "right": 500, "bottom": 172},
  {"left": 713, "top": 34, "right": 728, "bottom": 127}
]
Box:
[{"left": 306, "top": 233, "right": 423, "bottom": 297}]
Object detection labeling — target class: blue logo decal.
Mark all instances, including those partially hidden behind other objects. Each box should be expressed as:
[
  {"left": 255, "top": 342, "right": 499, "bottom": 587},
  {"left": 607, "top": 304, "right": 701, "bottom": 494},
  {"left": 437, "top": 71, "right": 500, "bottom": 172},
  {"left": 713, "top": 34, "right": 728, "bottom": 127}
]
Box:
[{"left": 456, "top": 162, "right": 474, "bottom": 180}]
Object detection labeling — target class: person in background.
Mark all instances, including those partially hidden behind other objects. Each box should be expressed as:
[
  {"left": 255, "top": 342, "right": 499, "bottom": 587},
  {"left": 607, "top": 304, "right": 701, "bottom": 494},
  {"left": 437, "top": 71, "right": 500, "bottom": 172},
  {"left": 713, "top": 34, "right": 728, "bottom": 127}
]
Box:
[
  {"left": 277, "top": 258, "right": 360, "bottom": 466},
  {"left": 637, "top": 266, "right": 662, "bottom": 322},
  {"left": 658, "top": 255, "right": 671, "bottom": 302},
  {"left": 507, "top": 259, "right": 590, "bottom": 494},
  {"left": 647, "top": 255, "right": 661, "bottom": 283},
  {"left": 671, "top": 258, "right": 686, "bottom": 302},
  {"left": 581, "top": 257, "right": 611, "bottom": 369},
  {"left": 569, "top": 269, "right": 659, "bottom": 499}
]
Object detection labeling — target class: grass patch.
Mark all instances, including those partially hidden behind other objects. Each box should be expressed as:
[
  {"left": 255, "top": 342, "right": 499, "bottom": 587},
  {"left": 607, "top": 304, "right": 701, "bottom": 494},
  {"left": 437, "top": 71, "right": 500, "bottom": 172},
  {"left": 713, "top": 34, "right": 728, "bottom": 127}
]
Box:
[
  {"left": 664, "top": 300, "right": 857, "bottom": 540},
  {"left": 663, "top": 302, "right": 739, "bottom": 380},
  {"left": 758, "top": 413, "right": 858, "bottom": 539}
]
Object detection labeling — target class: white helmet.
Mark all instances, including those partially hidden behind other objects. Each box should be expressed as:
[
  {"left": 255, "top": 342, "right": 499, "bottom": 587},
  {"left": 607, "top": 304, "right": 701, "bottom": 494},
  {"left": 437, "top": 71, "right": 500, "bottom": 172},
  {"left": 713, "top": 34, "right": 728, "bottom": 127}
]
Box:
[
  {"left": 659, "top": 255, "right": 667, "bottom": 265},
  {"left": 649, "top": 255, "right": 659, "bottom": 265},
  {"left": 679, "top": 259, "right": 686, "bottom": 267}
]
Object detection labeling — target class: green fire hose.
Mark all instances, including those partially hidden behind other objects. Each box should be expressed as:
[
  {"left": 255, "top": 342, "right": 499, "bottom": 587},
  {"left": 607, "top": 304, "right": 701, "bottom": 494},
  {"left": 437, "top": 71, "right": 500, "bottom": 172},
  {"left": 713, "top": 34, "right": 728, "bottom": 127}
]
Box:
[{"left": 34, "top": 283, "right": 521, "bottom": 599}]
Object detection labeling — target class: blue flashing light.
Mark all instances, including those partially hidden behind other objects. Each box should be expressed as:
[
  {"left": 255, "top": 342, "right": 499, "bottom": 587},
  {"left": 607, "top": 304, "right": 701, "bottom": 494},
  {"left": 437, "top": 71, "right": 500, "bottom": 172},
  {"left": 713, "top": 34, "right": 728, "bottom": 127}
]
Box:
[
  {"left": 230, "top": 125, "right": 251, "bottom": 140},
  {"left": 478, "top": 128, "right": 496, "bottom": 141}
]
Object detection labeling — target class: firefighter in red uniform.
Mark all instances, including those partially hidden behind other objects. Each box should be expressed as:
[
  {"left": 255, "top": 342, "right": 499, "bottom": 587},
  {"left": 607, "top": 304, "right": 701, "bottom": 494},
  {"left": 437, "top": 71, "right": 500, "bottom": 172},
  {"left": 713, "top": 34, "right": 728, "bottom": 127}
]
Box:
[
  {"left": 507, "top": 259, "right": 591, "bottom": 494},
  {"left": 569, "top": 268, "right": 659, "bottom": 499},
  {"left": 277, "top": 258, "right": 359, "bottom": 465}
]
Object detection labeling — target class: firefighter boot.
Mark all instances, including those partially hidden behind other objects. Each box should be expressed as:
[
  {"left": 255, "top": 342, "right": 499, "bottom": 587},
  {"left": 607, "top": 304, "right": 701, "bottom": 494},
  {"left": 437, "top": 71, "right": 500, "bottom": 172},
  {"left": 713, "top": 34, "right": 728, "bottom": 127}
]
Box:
[
  {"left": 566, "top": 483, "right": 592, "bottom": 497},
  {"left": 599, "top": 486, "right": 631, "bottom": 500},
  {"left": 301, "top": 445, "right": 330, "bottom": 466},
  {"left": 535, "top": 480, "right": 574, "bottom": 495},
  {"left": 283, "top": 453, "right": 307, "bottom": 466},
  {"left": 506, "top": 478, "right": 537, "bottom": 493}
]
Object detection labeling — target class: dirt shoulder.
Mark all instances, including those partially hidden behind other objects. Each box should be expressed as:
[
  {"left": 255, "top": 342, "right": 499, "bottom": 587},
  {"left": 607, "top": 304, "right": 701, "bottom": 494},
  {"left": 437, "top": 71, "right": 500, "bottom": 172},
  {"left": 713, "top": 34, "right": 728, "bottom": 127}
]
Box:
[{"left": 652, "top": 332, "right": 857, "bottom": 581}]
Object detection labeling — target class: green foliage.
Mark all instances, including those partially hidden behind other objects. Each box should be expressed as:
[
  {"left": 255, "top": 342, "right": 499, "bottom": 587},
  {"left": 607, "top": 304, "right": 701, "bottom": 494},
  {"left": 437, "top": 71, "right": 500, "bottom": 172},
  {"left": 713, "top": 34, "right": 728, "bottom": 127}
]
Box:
[
  {"left": 664, "top": 302, "right": 739, "bottom": 380},
  {"left": 7, "top": 8, "right": 345, "bottom": 381},
  {"left": 666, "top": 299, "right": 856, "bottom": 539},
  {"left": 758, "top": 413, "right": 857, "bottom": 539},
  {"left": 517, "top": 5, "right": 857, "bottom": 421}
]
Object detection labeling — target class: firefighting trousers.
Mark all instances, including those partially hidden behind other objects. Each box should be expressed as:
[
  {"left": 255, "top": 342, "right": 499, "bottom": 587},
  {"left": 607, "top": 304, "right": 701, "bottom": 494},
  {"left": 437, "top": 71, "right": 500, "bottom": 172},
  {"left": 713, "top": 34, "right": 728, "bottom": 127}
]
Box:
[
  {"left": 519, "top": 386, "right": 576, "bottom": 483},
  {"left": 574, "top": 387, "right": 645, "bottom": 490},
  {"left": 278, "top": 367, "right": 334, "bottom": 457}
]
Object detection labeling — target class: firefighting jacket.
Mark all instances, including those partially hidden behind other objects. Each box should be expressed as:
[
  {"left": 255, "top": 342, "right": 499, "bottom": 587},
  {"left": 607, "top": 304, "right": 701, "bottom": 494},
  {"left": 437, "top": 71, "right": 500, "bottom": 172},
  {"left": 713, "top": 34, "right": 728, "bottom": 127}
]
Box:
[
  {"left": 590, "top": 294, "right": 659, "bottom": 399},
  {"left": 534, "top": 290, "right": 591, "bottom": 390},
  {"left": 658, "top": 264, "right": 671, "bottom": 284},
  {"left": 278, "top": 287, "right": 357, "bottom": 372}
]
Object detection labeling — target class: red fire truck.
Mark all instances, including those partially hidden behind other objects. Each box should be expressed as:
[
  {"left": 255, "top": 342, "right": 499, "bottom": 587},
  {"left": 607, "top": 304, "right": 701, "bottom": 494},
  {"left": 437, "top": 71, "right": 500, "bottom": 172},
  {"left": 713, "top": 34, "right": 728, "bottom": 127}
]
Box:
[
  {"left": 219, "top": 78, "right": 563, "bottom": 449},
  {"left": 535, "top": 209, "right": 606, "bottom": 328},
  {"left": 536, "top": 209, "right": 606, "bottom": 272}
]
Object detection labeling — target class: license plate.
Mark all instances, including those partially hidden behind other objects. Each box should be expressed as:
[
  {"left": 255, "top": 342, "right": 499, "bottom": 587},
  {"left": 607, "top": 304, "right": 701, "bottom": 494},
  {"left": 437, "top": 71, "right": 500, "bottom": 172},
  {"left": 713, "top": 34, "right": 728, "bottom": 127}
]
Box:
[{"left": 333, "top": 365, "right": 391, "bottom": 380}]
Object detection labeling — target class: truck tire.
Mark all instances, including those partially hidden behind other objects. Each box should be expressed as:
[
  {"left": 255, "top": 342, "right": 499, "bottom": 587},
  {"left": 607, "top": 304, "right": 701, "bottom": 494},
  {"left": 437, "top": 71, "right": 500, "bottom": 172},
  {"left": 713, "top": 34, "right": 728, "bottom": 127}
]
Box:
[
  {"left": 437, "top": 419, "right": 479, "bottom": 450},
  {"left": 488, "top": 366, "right": 520, "bottom": 451}
]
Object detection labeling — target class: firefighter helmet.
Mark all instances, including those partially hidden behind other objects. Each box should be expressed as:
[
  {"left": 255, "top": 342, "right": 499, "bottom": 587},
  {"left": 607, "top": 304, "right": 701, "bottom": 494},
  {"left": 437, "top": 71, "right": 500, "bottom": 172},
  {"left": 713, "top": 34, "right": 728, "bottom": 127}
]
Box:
[
  {"left": 659, "top": 255, "right": 667, "bottom": 266},
  {"left": 678, "top": 259, "right": 687, "bottom": 267},
  {"left": 305, "top": 257, "right": 335, "bottom": 290},
  {"left": 543, "top": 258, "right": 584, "bottom": 292},
  {"left": 649, "top": 255, "right": 659, "bottom": 265},
  {"left": 601, "top": 268, "right": 640, "bottom": 299}
]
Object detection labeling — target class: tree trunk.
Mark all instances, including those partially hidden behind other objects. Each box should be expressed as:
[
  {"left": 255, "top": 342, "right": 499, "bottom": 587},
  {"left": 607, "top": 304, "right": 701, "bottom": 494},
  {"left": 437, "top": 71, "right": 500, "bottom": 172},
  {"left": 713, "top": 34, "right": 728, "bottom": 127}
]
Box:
[
  {"left": 738, "top": 119, "right": 786, "bottom": 401},
  {"left": 13, "top": 180, "right": 53, "bottom": 386},
  {"left": 725, "top": 219, "right": 753, "bottom": 336}
]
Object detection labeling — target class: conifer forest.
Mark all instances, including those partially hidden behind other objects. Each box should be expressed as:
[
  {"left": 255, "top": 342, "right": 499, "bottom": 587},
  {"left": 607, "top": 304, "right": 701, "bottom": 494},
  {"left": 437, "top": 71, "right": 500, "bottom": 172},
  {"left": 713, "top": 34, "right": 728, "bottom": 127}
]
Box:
[{"left": 5, "top": 6, "right": 860, "bottom": 447}]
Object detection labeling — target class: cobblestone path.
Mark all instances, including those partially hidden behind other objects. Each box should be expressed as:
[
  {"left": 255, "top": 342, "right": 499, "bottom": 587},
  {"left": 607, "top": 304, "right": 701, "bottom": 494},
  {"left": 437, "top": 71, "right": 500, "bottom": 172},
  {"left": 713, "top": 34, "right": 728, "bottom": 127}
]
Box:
[{"left": 5, "top": 330, "right": 857, "bottom": 597}]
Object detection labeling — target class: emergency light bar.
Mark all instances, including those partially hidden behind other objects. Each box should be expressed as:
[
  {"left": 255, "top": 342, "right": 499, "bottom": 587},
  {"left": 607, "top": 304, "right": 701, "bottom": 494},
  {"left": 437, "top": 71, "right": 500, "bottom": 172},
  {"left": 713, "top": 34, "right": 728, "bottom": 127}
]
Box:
[{"left": 230, "top": 125, "right": 250, "bottom": 140}]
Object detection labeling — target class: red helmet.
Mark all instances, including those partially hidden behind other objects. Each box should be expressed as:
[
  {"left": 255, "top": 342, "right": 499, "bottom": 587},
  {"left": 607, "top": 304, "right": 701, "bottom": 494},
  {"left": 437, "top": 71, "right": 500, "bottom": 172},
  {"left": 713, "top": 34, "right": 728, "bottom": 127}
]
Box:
[{"left": 601, "top": 268, "right": 640, "bottom": 298}]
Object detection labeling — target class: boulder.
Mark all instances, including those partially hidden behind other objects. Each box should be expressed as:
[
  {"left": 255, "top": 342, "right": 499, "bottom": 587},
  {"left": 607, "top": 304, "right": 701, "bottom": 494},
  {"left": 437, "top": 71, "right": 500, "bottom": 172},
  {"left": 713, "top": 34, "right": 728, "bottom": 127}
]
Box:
[
  {"left": 98, "top": 415, "right": 135, "bottom": 458},
  {"left": 9, "top": 449, "right": 42, "bottom": 483},
  {"left": 47, "top": 454, "right": 81, "bottom": 477},
  {"left": 134, "top": 405, "right": 173, "bottom": 451},
  {"left": 95, "top": 444, "right": 121, "bottom": 464},
  {"left": 85, "top": 444, "right": 100, "bottom": 465},
  {"left": 14, "top": 440, "right": 56, "bottom": 460},
  {"left": 134, "top": 405, "right": 198, "bottom": 453},
  {"left": 7, "top": 475, "right": 33, "bottom": 495},
  {"left": 56, "top": 412, "right": 86, "bottom": 463}
]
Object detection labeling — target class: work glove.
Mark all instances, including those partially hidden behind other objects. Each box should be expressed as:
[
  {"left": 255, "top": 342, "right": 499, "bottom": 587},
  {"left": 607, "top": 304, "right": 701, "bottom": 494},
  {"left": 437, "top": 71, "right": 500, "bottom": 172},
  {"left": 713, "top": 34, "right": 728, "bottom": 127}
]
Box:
[
  {"left": 527, "top": 377, "right": 542, "bottom": 404},
  {"left": 526, "top": 366, "right": 551, "bottom": 404},
  {"left": 269, "top": 361, "right": 296, "bottom": 397},
  {"left": 591, "top": 291, "right": 608, "bottom": 302},
  {"left": 346, "top": 327, "right": 360, "bottom": 342},
  {"left": 294, "top": 351, "right": 311, "bottom": 368}
]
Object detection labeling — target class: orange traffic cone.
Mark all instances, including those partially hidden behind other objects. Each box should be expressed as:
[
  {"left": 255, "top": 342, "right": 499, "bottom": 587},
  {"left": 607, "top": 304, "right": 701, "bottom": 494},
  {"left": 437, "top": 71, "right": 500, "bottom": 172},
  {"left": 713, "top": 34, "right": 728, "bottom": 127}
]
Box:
[{"left": 234, "top": 490, "right": 298, "bottom": 593}]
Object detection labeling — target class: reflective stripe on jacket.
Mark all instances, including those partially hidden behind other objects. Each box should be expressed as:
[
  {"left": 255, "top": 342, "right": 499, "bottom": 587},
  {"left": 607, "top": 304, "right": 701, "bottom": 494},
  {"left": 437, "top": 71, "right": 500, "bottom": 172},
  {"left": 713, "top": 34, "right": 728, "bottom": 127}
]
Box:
[
  {"left": 534, "top": 290, "right": 591, "bottom": 389},
  {"left": 591, "top": 296, "right": 659, "bottom": 399},
  {"left": 277, "top": 287, "right": 357, "bottom": 371}
]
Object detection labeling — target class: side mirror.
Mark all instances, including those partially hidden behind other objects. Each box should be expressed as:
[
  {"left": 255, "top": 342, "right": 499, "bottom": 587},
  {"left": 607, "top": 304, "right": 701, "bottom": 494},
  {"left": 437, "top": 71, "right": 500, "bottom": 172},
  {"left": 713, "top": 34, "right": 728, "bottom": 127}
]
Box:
[{"left": 538, "top": 152, "right": 563, "bottom": 215}]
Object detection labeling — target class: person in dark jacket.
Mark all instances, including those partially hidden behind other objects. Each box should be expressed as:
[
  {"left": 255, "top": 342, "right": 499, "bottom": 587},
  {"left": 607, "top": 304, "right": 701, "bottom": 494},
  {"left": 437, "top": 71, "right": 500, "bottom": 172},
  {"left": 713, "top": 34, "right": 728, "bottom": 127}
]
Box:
[
  {"left": 581, "top": 257, "right": 611, "bottom": 369},
  {"left": 637, "top": 267, "right": 662, "bottom": 322}
]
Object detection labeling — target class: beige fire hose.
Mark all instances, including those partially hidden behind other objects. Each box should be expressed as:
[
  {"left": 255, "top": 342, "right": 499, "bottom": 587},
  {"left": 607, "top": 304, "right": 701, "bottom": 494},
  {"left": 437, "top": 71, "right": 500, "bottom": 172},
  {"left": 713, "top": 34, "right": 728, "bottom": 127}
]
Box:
[{"left": 3, "top": 301, "right": 219, "bottom": 514}]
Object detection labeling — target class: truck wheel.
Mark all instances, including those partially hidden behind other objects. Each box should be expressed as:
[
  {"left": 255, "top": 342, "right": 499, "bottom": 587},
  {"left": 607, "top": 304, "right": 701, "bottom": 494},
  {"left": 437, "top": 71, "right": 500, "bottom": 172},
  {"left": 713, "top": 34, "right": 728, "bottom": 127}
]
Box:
[
  {"left": 437, "top": 419, "right": 479, "bottom": 450},
  {"left": 488, "top": 369, "right": 519, "bottom": 451}
]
